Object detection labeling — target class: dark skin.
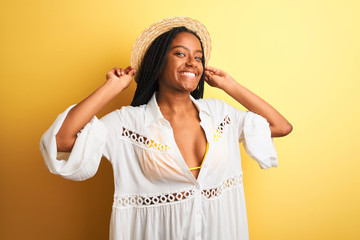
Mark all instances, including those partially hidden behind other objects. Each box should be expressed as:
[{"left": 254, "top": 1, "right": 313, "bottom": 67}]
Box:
[
  {"left": 56, "top": 32, "right": 292, "bottom": 181},
  {"left": 159, "top": 105, "right": 206, "bottom": 179},
  {"left": 157, "top": 32, "right": 207, "bottom": 179},
  {"left": 157, "top": 32, "right": 293, "bottom": 179}
]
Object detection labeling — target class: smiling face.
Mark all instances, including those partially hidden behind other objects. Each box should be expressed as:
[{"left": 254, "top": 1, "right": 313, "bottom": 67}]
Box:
[{"left": 158, "top": 31, "right": 204, "bottom": 94}]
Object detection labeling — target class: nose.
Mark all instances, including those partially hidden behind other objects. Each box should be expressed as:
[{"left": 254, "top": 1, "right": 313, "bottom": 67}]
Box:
[{"left": 185, "top": 55, "right": 197, "bottom": 67}]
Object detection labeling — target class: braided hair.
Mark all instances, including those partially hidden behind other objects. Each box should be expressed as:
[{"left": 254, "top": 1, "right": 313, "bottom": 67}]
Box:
[{"left": 131, "top": 26, "right": 205, "bottom": 107}]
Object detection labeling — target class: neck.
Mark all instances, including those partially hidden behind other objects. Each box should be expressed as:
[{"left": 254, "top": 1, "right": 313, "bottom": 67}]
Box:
[{"left": 156, "top": 89, "right": 195, "bottom": 115}]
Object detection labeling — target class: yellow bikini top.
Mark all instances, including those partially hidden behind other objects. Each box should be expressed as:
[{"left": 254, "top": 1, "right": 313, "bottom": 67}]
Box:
[
  {"left": 158, "top": 106, "right": 208, "bottom": 171},
  {"left": 189, "top": 142, "right": 209, "bottom": 171}
]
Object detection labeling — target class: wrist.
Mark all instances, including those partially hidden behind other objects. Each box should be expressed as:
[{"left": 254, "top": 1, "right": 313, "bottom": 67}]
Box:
[
  {"left": 95, "top": 81, "right": 122, "bottom": 104},
  {"left": 219, "top": 76, "right": 237, "bottom": 92},
  {"left": 102, "top": 79, "right": 126, "bottom": 95}
]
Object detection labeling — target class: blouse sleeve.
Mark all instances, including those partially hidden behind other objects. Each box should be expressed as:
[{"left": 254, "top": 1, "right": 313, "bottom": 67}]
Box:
[
  {"left": 239, "top": 111, "right": 278, "bottom": 170},
  {"left": 39, "top": 105, "right": 108, "bottom": 181}
]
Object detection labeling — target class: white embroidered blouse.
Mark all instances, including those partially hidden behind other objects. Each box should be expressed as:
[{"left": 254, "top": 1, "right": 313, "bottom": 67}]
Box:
[{"left": 40, "top": 93, "right": 278, "bottom": 240}]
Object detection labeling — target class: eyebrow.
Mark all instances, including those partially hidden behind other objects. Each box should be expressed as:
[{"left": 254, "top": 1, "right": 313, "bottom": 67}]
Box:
[{"left": 170, "top": 45, "right": 203, "bottom": 54}]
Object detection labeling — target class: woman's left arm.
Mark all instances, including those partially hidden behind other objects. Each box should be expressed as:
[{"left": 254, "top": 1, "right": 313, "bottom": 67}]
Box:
[{"left": 204, "top": 66, "right": 293, "bottom": 137}]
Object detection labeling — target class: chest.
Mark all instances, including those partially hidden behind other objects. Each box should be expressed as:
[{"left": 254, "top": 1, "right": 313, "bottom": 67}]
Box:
[
  {"left": 115, "top": 112, "right": 240, "bottom": 187},
  {"left": 168, "top": 117, "right": 207, "bottom": 178}
]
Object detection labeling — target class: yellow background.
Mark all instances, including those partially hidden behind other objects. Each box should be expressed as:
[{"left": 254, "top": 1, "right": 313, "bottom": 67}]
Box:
[{"left": 1, "top": 0, "right": 359, "bottom": 239}]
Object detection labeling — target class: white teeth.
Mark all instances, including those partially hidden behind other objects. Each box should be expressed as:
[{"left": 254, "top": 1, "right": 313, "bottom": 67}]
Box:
[{"left": 181, "top": 72, "right": 196, "bottom": 77}]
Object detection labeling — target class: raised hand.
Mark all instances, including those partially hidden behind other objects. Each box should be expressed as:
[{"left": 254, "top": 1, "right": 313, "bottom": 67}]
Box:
[
  {"left": 56, "top": 65, "right": 137, "bottom": 152},
  {"left": 205, "top": 66, "right": 292, "bottom": 137},
  {"left": 106, "top": 66, "right": 137, "bottom": 92},
  {"left": 204, "top": 66, "right": 234, "bottom": 89}
]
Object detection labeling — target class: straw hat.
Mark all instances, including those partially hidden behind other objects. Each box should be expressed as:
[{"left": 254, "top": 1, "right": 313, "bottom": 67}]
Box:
[{"left": 130, "top": 16, "right": 211, "bottom": 80}]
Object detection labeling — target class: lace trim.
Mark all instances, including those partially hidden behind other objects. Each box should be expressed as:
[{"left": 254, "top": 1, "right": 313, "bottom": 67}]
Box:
[
  {"left": 121, "top": 115, "right": 231, "bottom": 149},
  {"left": 121, "top": 127, "right": 170, "bottom": 151},
  {"left": 201, "top": 174, "right": 242, "bottom": 199},
  {"left": 113, "top": 174, "right": 243, "bottom": 209},
  {"left": 213, "top": 115, "right": 231, "bottom": 141},
  {"left": 113, "top": 189, "right": 196, "bottom": 209}
]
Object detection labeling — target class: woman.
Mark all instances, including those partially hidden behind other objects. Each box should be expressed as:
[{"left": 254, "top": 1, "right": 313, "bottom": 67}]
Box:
[{"left": 40, "top": 17, "right": 292, "bottom": 240}]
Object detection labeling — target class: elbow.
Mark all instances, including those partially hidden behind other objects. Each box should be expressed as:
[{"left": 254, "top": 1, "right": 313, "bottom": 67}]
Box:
[
  {"left": 56, "top": 134, "right": 75, "bottom": 152},
  {"left": 271, "top": 123, "right": 293, "bottom": 137},
  {"left": 282, "top": 123, "right": 293, "bottom": 136}
]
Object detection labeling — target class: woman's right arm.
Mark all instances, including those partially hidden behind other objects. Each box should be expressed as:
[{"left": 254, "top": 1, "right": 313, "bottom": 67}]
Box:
[{"left": 56, "top": 66, "right": 136, "bottom": 152}]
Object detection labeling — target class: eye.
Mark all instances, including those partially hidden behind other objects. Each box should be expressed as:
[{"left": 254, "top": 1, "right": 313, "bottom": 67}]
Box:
[
  {"left": 175, "top": 52, "right": 185, "bottom": 57},
  {"left": 195, "top": 56, "right": 203, "bottom": 61}
]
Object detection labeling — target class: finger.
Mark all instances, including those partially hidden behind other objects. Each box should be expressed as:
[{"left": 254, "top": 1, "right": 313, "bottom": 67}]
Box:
[
  {"left": 205, "top": 66, "right": 216, "bottom": 71},
  {"left": 117, "top": 68, "right": 122, "bottom": 76},
  {"left": 112, "top": 68, "right": 120, "bottom": 77},
  {"left": 204, "top": 70, "right": 212, "bottom": 78},
  {"left": 115, "top": 67, "right": 123, "bottom": 75},
  {"left": 205, "top": 66, "right": 220, "bottom": 74},
  {"left": 124, "top": 66, "right": 133, "bottom": 74},
  {"left": 129, "top": 69, "right": 136, "bottom": 77},
  {"left": 205, "top": 69, "right": 216, "bottom": 75}
]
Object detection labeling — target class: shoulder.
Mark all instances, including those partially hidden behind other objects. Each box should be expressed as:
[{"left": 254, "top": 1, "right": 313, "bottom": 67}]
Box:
[
  {"left": 118, "top": 104, "right": 147, "bottom": 119},
  {"left": 196, "top": 98, "right": 227, "bottom": 111},
  {"left": 100, "top": 104, "right": 147, "bottom": 129},
  {"left": 196, "top": 98, "right": 247, "bottom": 119}
]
